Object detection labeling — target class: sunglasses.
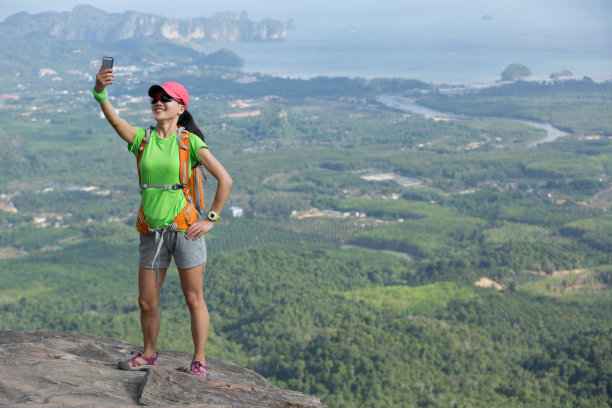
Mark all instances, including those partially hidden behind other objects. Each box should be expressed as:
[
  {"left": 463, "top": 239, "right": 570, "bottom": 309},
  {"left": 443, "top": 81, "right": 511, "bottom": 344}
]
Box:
[{"left": 150, "top": 94, "right": 183, "bottom": 105}]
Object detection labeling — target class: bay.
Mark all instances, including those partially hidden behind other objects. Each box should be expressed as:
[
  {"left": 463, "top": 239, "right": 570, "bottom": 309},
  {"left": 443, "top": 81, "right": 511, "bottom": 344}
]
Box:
[{"left": 200, "top": 1, "right": 612, "bottom": 84}]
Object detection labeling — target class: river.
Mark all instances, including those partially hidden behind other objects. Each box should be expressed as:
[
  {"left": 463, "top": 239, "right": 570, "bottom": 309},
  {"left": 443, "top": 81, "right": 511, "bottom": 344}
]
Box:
[{"left": 376, "top": 95, "right": 569, "bottom": 147}]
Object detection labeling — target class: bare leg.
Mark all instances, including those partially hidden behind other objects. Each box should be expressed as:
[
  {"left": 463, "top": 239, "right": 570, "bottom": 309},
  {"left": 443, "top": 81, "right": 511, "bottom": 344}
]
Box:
[
  {"left": 138, "top": 266, "right": 167, "bottom": 357},
  {"left": 178, "top": 264, "right": 208, "bottom": 363}
]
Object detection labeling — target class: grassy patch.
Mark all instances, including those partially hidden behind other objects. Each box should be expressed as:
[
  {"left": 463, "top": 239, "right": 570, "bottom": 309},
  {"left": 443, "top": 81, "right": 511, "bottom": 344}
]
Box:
[
  {"left": 340, "top": 198, "right": 484, "bottom": 257},
  {"left": 518, "top": 269, "right": 611, "bottom": 298},
  {"left": 483, "top": 222, "right": 551, "bottom": 244},
  {"left": 339, "top": 282, "right": 479, "bottom": 314}
]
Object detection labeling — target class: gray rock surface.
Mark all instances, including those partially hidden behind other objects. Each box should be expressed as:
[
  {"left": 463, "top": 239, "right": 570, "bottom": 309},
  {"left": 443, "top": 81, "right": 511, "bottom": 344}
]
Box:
[{"left": 0, "top": 330, "right": 325, "bottom": 407}]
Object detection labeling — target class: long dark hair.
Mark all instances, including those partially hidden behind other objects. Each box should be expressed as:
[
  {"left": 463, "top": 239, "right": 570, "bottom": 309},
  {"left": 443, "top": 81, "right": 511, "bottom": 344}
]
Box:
[{"left": 178, "top": 110, "right": 205, "bottom": 142}]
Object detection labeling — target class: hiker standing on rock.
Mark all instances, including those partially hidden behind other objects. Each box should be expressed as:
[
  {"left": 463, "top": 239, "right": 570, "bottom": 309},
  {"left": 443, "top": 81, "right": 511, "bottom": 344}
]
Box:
[{"left": 93, "top": 63, "right": 232, "bottom": 379}]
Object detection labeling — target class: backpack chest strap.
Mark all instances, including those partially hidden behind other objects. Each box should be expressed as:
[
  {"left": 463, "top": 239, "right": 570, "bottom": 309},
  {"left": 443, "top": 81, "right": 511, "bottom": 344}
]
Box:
[{"left": 139, "top": 182, "right": 186, "bottom": 190}]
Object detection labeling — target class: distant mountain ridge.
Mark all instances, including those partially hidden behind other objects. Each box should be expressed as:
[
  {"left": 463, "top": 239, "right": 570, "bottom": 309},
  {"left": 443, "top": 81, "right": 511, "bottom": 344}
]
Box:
[{"left": 0, "top": 5, "right": 287, "bottom": 47}]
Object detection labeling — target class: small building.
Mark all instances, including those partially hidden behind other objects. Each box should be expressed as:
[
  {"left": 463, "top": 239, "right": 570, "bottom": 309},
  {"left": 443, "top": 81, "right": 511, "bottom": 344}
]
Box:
[{"left": 230, "top": 206, "right": 244, "bottom": 218}]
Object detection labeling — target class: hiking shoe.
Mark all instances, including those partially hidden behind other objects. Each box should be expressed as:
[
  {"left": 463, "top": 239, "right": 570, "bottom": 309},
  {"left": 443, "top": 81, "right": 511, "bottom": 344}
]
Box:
[
  {"left": 187, "top": 360, "right": 208, "bottom": 379},
  {"left": 117, "top": 351, "right": 158, "bottom": 371}
]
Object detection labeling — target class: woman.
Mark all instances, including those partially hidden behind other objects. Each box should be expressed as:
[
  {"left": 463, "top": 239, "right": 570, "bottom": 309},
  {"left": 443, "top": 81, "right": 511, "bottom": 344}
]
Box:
[{"left": 93, "top": 65, "right": 232, "bottom": 379}]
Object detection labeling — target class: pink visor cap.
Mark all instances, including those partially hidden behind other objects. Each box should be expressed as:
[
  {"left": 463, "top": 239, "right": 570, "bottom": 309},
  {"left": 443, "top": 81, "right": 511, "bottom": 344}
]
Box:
[{"left": 148, "top": 82, "right": 189, "bottom": 109}]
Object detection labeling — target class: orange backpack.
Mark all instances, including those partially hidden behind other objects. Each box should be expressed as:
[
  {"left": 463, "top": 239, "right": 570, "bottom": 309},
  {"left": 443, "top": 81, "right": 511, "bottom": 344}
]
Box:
[{"left": 135, "top": 126, "right": 207, "bottom": 234}]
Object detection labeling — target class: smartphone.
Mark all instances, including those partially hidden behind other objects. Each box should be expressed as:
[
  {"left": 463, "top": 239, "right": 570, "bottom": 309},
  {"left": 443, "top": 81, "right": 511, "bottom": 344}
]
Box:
[{"left": 101, "top": 56, "right": 113, "bottom": 70}]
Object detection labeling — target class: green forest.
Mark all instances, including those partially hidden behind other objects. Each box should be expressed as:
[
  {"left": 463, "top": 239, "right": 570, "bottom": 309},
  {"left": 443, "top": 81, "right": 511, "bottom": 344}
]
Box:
[{"left": 1, "top": 66, "right": 611, "bottom": 407}]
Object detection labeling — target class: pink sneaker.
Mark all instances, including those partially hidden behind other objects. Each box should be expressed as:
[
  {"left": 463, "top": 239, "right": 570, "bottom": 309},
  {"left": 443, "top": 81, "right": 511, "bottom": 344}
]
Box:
[
  {"left": 117, "top": 351, "right": 158, "bottom": 371},
  {"left": 187, "top": 360, "right": 208, "bottom": 379}
]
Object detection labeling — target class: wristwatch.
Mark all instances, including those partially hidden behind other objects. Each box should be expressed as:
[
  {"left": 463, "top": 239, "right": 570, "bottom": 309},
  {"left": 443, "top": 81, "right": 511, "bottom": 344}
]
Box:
[{"left": 207, "top": 211, "right": 220, "bottom": 222}]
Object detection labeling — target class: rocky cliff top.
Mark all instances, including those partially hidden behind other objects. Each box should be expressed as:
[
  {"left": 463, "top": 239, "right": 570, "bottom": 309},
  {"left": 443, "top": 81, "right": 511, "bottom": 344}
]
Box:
[
  {"left": 0, "top": 330, "right": 325, "bottom": 407},
  {"left": 0, "top": 5, "right": 287, "bottom": 46}
]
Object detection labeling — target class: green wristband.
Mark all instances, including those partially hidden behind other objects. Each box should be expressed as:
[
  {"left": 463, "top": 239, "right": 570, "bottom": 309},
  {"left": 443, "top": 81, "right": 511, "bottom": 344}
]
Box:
[{"left": 92, "top": 86, "right": 108, "bottom": 104}]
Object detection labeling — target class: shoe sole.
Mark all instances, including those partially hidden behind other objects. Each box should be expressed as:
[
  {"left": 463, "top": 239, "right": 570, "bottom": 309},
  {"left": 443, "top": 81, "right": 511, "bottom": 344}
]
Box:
[{"left": 117, "top": 360, "right": 154, "bottom": 371}]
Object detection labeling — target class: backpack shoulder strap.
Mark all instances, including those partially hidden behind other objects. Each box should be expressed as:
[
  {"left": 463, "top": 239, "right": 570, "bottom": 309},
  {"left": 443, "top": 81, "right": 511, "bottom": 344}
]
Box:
[
  {"left": 136, "top": 127, "right": 152, "bottom": 182},
  {"left": 176, "top": 127, "right": 190, "bottom": 189}
]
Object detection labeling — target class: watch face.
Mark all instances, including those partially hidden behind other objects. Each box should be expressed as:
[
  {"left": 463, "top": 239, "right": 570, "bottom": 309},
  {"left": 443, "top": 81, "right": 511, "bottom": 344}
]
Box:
[{"left": 208, "top": 211, "right": 218, "bottom": 221}]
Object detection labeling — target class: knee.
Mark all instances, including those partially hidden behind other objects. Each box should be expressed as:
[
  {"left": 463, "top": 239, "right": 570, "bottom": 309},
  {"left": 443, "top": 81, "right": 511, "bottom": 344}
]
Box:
[
  {"left": 184, "top": 293, "right": 206, "bottom": 312},
  {"left": 138, "top": 297, "right": 159, "bottom": 313}
]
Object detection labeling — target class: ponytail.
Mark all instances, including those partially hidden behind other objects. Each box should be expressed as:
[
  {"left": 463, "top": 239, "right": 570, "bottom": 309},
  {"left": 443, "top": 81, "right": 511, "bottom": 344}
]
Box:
[{"left": 178, "top": 110, "right": 205, "bottom": 142}]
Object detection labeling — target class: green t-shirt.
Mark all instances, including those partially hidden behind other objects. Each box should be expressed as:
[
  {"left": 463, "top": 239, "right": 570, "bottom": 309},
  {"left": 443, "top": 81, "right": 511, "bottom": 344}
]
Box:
[{"left": 128, "top": 127, "right": 208, "bottom": 229}]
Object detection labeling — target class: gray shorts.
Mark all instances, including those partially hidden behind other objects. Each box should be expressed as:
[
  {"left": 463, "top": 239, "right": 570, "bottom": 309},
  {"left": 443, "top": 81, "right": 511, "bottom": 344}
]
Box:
[{"left": 139, "top": 230, "right": 206, "bottom": 270}]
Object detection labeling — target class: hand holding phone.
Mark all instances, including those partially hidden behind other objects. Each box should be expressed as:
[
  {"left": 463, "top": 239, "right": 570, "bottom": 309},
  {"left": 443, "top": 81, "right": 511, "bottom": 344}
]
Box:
[
  {"left": 95, "top": 56, "right": 115, "bottom": 92},
  {"left": 101, "top": 56, "right": 113, "bottom": 71}
]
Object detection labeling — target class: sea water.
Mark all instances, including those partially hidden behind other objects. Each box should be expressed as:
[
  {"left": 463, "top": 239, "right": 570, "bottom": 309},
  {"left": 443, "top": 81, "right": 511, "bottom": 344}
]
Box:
[{"left": 199, "top": 0, "right": 612, "bottom": 84}]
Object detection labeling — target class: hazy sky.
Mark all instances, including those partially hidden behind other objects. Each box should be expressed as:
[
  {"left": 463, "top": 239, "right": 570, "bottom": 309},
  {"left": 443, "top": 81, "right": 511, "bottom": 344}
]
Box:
[
  {"left": 0, "top": 0, "right": 345, "bottom": 21},
  {"left": 1, "top": 0, "right": 611, "bottom": 24}
]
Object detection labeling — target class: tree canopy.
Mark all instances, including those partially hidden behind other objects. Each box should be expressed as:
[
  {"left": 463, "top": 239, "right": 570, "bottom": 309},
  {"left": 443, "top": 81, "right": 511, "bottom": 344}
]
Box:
[{"left": 501, "top": 63, "right": 532, "bottom": 81}]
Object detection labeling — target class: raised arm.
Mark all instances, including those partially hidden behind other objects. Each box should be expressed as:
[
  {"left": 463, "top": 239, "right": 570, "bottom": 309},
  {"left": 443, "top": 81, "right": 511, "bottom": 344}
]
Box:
[{"left": 94, "top": 67, "right": 137, "bottom": 145}]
